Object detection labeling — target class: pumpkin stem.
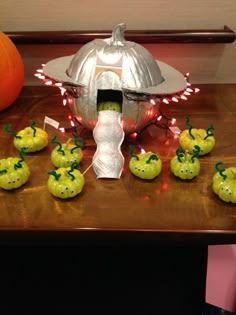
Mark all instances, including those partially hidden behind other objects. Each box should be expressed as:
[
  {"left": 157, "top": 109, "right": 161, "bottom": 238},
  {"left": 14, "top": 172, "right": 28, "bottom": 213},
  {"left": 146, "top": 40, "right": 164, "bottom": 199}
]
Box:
[
  {"left": 4, "top": 124, "right": 22, "bottom": 139},
  {"left": 191, "top": 145, "right": 200, "bottom": 163},
  {"left": 204, "top": 124, "right": 215, "bottom": 140},
  {"left": 68, "top": 162, "right": 80, "bottom": 181},
  {"left": 215, "top": 161, "right": 227, "bottom": 180},
  {"left": 71, "top": 137, "right": 84, "bottom": 154},
  {"left": 111, "top": 23, "right": 126, "bottom": 46},
  {"left": 0, "top": 169, "right": 7, "bottom": 175},
  {"left": 146, "top": 154, "right": 159, "bottom": 164},
  {"left": 14, "top": 147, "right": 26, "bottom": 170},
  {"left": 129, "top": 145, "right": 139, "bottom": 161},
  {"left": 185, "top": 116, "right": 195, "bottom": 140},
  {"left": 48, "top": 170, "right": 61, "bottom": 181},
  {"left": 51, "top": 136, "right": 65, "bottom": 155},
  {"left": 30, "top": 120, "right": 37, "bottom": 137},
  {"left": 176, "top": 147, "right": 185, "bottom": 163}
]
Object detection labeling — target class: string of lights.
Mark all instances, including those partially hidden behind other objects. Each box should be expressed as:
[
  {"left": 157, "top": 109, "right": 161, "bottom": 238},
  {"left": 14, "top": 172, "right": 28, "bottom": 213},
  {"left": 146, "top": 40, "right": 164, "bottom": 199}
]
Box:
[{"left": 35, "top": 66, "right": 199, "bottom": 141}]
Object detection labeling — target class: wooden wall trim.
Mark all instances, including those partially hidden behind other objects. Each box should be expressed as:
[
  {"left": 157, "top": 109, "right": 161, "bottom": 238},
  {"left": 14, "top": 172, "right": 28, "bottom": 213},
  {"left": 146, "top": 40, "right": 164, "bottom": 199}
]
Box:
[{"left": 6, "top": 25, "right": 236, "bottom": 45}]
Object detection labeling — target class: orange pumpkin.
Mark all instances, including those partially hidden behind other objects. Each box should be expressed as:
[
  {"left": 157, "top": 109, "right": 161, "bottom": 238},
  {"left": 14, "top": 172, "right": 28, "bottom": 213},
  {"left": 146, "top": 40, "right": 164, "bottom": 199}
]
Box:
[{"left": 0, "top": 32, "right": 24, "bottom": 111}]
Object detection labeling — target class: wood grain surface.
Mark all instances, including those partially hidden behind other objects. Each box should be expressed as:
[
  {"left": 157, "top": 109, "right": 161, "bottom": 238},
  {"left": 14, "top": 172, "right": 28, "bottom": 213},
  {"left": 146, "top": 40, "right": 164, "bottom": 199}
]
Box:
[{"left": 0, "top": 84, "right": 236, "bottom": 242}]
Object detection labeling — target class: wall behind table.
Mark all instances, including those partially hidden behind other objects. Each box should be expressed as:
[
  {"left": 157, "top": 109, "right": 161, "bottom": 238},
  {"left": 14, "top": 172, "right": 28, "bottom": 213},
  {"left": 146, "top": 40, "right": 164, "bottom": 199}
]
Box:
[{"left": 1, "top": 0, "right": 236, "bottom": 85}]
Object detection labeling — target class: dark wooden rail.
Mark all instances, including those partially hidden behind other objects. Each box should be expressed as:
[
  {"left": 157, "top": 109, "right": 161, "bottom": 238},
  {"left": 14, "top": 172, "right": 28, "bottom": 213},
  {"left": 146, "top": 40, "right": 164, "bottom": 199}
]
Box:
[{"left": 6, "top": 25, "right": 236, "bottom": 44}]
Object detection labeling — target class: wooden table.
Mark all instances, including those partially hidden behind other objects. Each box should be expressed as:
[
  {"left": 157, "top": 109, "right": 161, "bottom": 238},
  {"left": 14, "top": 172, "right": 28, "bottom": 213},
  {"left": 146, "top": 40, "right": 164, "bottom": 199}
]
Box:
[
  {"left": 0, "top": 84, "right": 235, "bottom": 313},
  {"left": 0, "top": 84, "right": 236, "bottom": 243}
]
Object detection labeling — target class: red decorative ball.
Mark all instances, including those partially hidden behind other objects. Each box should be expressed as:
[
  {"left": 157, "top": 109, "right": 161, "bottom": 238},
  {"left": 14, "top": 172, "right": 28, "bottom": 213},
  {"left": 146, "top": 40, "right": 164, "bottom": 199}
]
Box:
[{"left": 0, "top": 32, "right": 24, "bottom": 111}]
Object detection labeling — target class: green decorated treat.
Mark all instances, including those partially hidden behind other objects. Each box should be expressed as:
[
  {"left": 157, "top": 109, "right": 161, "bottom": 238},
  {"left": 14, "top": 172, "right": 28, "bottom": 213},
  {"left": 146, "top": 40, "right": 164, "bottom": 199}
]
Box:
[
  {"left": 97, "top": 101, "right": 122, "bottom": 113},
  {"left": 0, "top": 148, "right": 30, "bottom": 190},
  {"left": 179, "top": 116, "right": 215, "bottom": 155},
  {"left": 47, "top": 162, "right": 84, "bottom": 199},
  {"left": 51, "top": 136, "right": 83, "bottom": 168},
  {"left": 170, "top": 145, "right": 200, "bottom": 180},
  {"left": 129, "top": 145, "right": 162, "bottom": 180},
  {"left": 212, "top": 162, "right": 236, "bottom": 203},
  {"left": 4, "top": 120, "right": 48, "bottom": 152}
]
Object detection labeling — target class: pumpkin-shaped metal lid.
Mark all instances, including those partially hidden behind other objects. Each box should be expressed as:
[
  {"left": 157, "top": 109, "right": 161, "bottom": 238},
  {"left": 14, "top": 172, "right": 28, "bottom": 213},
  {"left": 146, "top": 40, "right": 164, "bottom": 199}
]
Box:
[
  {"left": 43, "top": 23, "right": 186, "bottom": 95},
  {"left": 66, "top": 23, "right": 164, "bottom": 90}
]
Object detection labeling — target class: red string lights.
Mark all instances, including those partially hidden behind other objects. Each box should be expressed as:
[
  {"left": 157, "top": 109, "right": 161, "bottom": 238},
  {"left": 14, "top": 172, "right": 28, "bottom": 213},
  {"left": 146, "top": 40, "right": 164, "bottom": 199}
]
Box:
[{"left": 35, "top": 66, "right": 200, "bottom": 139}]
